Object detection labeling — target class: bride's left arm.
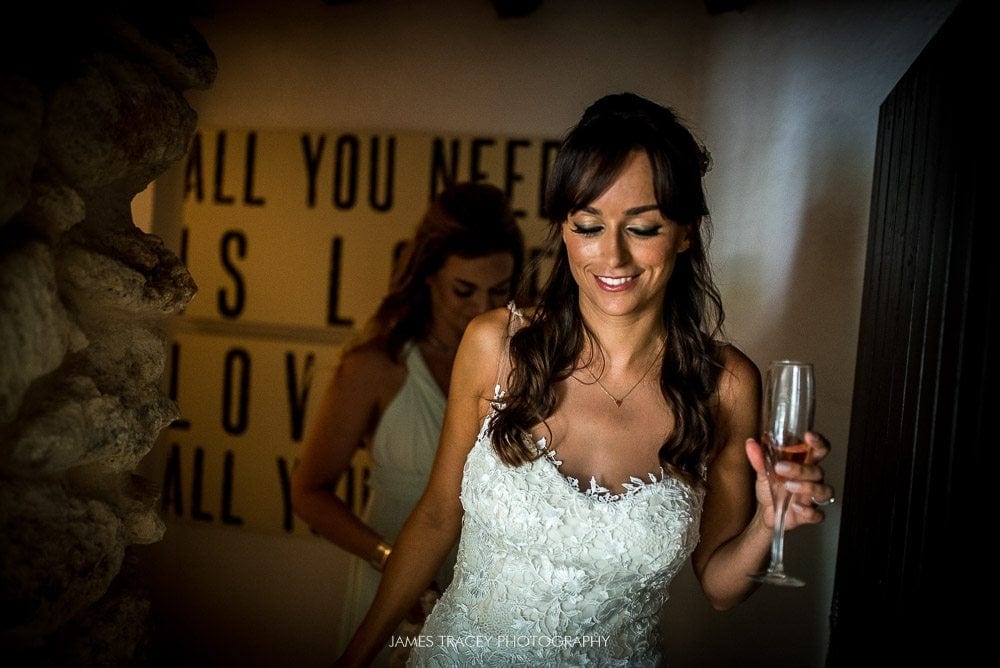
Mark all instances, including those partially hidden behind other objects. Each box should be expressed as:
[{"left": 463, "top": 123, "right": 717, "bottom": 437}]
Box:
[{"left": 690, "top": 346, "right": 832, "bottom": 610}]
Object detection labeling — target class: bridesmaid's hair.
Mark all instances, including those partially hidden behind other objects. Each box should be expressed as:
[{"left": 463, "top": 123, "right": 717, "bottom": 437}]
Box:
[
  {"left": 349, "top": 182, "right": 525, "bottom": 362},
  {"left": 491, "top": 92, "right": 725, "bottom": 482}
]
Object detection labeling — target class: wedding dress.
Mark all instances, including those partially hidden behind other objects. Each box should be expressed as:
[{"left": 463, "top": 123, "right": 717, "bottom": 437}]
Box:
[{"left": 408, "top": 391, "right": 705, "bottom": 666}]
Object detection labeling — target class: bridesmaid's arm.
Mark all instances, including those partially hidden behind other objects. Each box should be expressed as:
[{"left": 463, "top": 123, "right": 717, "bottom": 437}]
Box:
[{"left": 291, "top": 347, "right": 394, "bottom": 566}]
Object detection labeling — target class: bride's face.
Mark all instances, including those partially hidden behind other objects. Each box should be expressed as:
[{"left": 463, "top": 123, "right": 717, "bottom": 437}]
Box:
[{"left": 561, "top": 151, "right": 690, "bottom": 320}]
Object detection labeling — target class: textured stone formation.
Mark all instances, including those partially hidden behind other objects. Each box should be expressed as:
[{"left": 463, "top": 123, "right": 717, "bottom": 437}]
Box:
[{"left": 1, "top": 4, "right": 215, "bottom": 661}]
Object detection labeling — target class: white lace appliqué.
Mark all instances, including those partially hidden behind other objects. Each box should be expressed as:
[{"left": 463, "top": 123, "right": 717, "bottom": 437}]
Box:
[
  {"left": 409, "top": 409, "right": 705, "bottom": 667},
  {"left": 536, "top": 437, "right": 668, "bottom": 504}
]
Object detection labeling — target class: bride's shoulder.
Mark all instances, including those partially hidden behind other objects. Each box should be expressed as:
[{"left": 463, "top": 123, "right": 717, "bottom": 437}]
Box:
[
  {"left": 717, "top": 343, "right": 758, "bottom": 375},
  {"left": 463, "top": 307, "right": 514, "bottom": 357},
  {"left": 449, "top": 311, "right": 501, "bottom": 401},
  {"left": 714, "top": 343, "right": 762, "bottom": 406},
  {"left": 465, "top": 303, "right": 533, "bottom": 346}
]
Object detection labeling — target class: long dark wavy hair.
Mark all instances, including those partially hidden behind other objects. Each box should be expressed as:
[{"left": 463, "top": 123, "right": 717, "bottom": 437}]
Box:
[
  {"left": 491, "top": 93, "right": 726, "bottom": 482},
  {"left": 351, "top": 182, "right": 525, "bottom": 362}
]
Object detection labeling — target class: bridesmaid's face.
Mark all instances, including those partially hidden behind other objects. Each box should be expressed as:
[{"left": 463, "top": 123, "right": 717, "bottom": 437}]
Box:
[{"left": 426, "top": 252, "right": 515, "bottom": 342}]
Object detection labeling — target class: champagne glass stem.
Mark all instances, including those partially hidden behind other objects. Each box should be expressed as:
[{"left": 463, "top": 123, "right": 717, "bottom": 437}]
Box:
[
  {"left": 749, "top": 480, "right": 803, "bottom": 586},
  {"left": 767, "top": 491, "right": 792, "bottom": 576}
]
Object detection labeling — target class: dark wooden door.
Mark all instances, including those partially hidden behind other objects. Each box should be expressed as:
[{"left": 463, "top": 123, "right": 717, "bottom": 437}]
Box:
[{"left": 827, "top": 1, "right": 989, "bottom": 663}]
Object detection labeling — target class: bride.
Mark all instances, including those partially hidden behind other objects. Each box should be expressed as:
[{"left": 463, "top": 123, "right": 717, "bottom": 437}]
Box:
[{"left": 337, "top": 92, "right": 835, "bottom": 666}]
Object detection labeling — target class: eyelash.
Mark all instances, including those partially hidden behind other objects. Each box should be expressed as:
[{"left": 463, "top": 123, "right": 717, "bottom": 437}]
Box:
[
  {"left": 569, "top": 223, "right": 662, "bottom": 237},
  {"left": 570, "top": 224, "right": 601, "bottom": 237}
]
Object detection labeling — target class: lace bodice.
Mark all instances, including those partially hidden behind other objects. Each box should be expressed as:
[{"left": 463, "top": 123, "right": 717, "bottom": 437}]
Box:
[
  {"left": 409, "top": 410, "right": 704, "bottom": 666},
  {"left": 536, "top": 432, "right": 669, "bottom": 503}
]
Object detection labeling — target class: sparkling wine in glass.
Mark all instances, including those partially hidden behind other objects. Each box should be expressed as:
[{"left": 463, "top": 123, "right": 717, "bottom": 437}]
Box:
[{"left": 749, "top": 360, "right": 815, "bottom": 587}]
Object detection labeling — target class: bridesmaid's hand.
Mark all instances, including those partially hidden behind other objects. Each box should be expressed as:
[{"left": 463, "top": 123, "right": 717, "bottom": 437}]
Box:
[{"left": 404, "top": 585, "right": 441, "bottom": 625}]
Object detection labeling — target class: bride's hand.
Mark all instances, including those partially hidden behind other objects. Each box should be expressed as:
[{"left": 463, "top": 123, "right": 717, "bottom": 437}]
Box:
[{"left": 745, "top": 432, "right": 835, "bottom": 530}]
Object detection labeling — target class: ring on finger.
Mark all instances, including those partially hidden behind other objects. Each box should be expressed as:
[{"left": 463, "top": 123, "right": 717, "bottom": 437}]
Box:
[{"left": 811, "top": 496, "right": 835, "bottom": 507}]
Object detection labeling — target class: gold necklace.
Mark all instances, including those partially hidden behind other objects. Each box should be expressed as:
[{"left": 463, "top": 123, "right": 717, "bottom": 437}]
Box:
[{"left": 581, "top": 339, "right": 667, "bottom": 408}]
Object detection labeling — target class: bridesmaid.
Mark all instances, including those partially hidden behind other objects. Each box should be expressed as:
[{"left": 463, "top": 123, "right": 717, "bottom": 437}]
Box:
[{"left": 291, "top": 182, "right": 524, "bottom": 666}]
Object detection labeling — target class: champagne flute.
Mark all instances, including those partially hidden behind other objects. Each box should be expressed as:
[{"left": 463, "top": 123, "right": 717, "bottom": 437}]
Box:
[{"left": 749, "top": 360, "right": 815, "bottom": 587}]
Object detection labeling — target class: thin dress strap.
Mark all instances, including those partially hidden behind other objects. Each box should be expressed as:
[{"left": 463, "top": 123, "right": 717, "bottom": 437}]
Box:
[{"left": 492, "top": 302, "right": 524, "bottom": 398}]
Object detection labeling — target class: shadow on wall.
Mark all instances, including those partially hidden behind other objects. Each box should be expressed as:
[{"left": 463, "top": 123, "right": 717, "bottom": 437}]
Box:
[{"left": 0, "top": 5, "right": 214, "bottom": 663}]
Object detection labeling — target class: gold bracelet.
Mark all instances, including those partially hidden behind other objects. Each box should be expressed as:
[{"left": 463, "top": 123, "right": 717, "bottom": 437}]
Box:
[{"left": 370, "top": 541, "right": 391, "bottom": 572}]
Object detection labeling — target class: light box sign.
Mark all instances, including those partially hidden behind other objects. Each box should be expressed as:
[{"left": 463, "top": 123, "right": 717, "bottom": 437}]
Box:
[{"left": 140, "top": 127, "right": 557, "bottom": 537}]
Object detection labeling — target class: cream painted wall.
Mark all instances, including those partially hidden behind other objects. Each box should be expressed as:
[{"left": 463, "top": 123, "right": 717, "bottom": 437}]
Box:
[
  {"left": 139, "top": 0, "right": 957, "bottom": 665},
  {"left": 661, "top": 1, "right": 957, "bottom": 663},
  {"left": 131, "top": 184, "right": 153, "bottom": 233}
]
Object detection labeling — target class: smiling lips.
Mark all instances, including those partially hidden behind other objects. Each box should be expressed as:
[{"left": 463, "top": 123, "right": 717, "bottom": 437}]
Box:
[{"left": 595, "top": 274, "right": 637, "bottom": 291}]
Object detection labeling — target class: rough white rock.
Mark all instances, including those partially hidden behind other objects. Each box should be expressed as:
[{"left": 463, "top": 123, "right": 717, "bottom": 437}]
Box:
[
  {"left": 0, "top": 5, "right": 213, "bottom": 660},
  {"left": 0, "top": 239, "right": 83, "bottom": 425}
]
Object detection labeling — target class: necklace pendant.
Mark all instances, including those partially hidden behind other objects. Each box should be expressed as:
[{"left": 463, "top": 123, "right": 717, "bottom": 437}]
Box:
[{"left": 578, "top": 337, "right": 667, "bottom": 409}]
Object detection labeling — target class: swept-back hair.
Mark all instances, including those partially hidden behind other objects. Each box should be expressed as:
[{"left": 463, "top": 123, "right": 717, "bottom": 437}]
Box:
[
  {"left": 352, "top": 182, "right": 525, "bottom": 361},
  {"left": 492, "top": 93, "right": 725, "bottom": 482}
]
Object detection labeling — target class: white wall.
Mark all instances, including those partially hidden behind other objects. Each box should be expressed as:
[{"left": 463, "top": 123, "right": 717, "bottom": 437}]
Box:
[
  {"left": 662, "top": 1, "right": 957, "bottom": 663},
  {"left": 138, "top": 0, "right": 957, "bottom": 665}
]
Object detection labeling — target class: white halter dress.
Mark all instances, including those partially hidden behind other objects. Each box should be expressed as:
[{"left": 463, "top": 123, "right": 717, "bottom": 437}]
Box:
[{"left": 338, "top": 343, "right": 456, "bottom": 666}]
